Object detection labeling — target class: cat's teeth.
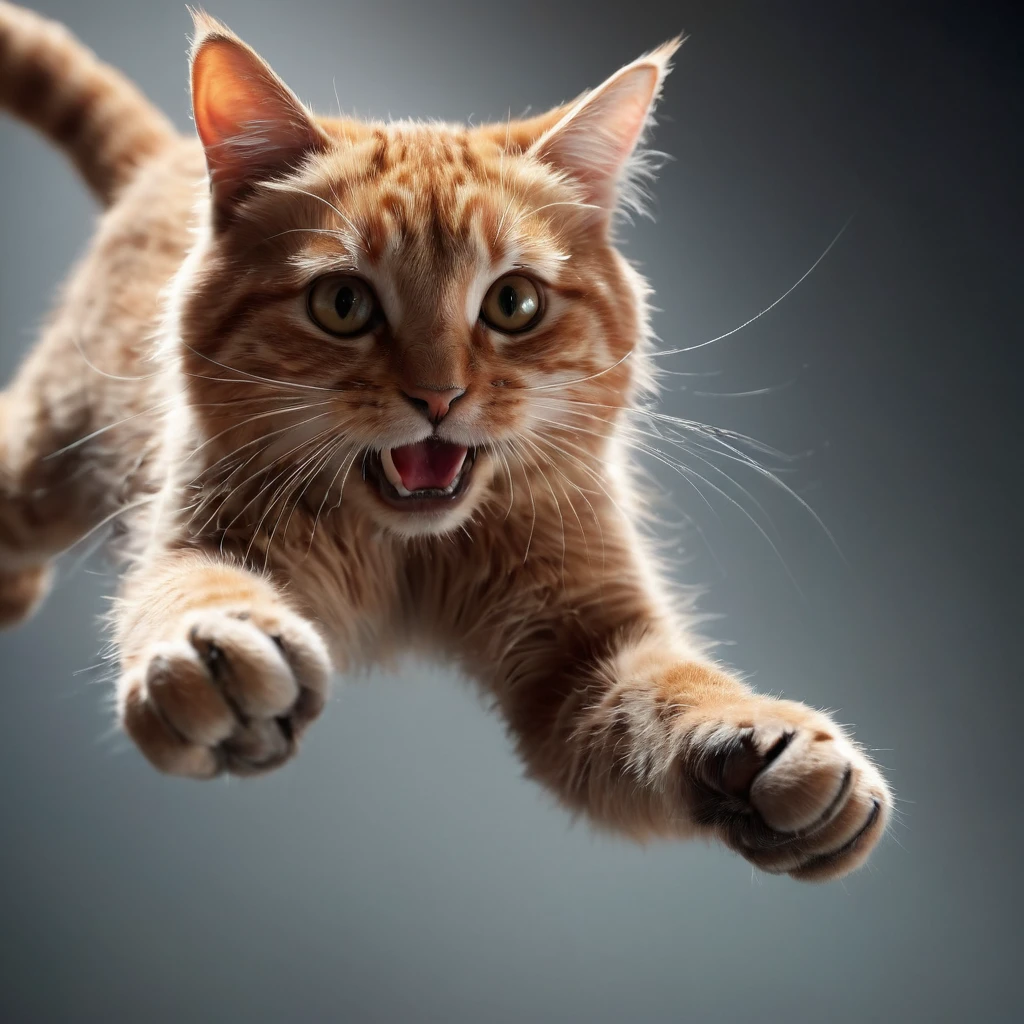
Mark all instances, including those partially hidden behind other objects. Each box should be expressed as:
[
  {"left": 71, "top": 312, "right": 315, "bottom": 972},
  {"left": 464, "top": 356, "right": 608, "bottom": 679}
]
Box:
[{"left": 381, "top": 448, "right": 411, "bottom": 496}]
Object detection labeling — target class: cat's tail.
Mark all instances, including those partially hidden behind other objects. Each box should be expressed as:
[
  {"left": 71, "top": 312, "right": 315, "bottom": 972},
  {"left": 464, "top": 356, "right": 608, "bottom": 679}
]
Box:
[{"left": 0, "top": 2, "right": 177, "bottom": 207}]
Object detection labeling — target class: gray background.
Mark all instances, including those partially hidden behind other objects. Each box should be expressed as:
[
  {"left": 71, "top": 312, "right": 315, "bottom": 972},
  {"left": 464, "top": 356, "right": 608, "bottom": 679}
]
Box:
[{"left": 1, "top": 1, "right": 1020, "bottom": 1021}]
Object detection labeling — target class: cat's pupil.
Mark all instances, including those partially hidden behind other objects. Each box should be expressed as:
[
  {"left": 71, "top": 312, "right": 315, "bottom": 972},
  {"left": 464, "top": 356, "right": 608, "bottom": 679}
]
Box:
[
  {"left": 334, "top": 286, "right": 356, "bottom": 320},
  {"left": 499, "top": 285, "right": 518, "bottom": 319}
]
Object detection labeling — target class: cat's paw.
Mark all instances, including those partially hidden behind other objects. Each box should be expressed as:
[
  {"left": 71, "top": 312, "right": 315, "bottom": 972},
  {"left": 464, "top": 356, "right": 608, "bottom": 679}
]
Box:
[
  {"left": 118, "top": 605, "right": 331, "bottom": 779},
  {"left": 684, "top": 700, "right": 891, "bottom": 881}
]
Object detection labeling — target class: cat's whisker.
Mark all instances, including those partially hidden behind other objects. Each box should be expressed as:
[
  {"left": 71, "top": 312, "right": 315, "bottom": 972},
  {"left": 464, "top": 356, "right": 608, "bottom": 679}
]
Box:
[
  {"left": 523, "top": 424, "right": 722, "bottom": 579},
  {"left": 491, "top": 111, "right": 519, "bottom": 249},
  {"left": 184, "top": 407, "right": 339, "bottom": 528},
  {"left": 528, "top": 396, "right": 826, "bottom": 549},
  {"left": 690, "top": 379, "right": 799, "bottom": 399},
  {"left": 255, "top": 226, "right": 357, "bottom": 251},
  {"left": 502, "top": 199, "right": 603, "bottom": 241},
  {"left": 44, "top": 396, "right": 178, "bottom": 459},
  {"left": 307, "top": 445, "right": 359, "bottom": 554},
  {"left": 186, "top": 431, "right": 295, "bottom": 535},
  {"left": 181, "top": 343, "right": 356, "bottom": 394},
  {"left": 651, "top": 219, "right": 851, "bottom": 358},
  {"left": 504, "top": 437, "right": 538, "bottom": 563},
  {"left": 531, "top": 399, "right": 786, "bottom": 520},
  {"left": 541, "top": 451, "right": 606, "bottom": 566},
  {"left": 259, "top": 444, "right": 329, "bottom": 564},
  {"left": 492, "top": 443, "right": 517, "bottom": 522},
  {"left": 191, "top": 417, "right": 337, "bottom": 541},
  {"left": 234, "top": 423, "right": 342, "bottom": 563},
  {"left": 186, "top": 444, "right": 279, "bottom": 536},
  {"left": 267, "top": 432, "right": 353, "bottom": 562},
  {"left": 515, "top": 433, "right": 568, "bottom": 577},
  {"left": 531, "top": 393, "right": 788, "bottom": 461},
  {"left": 516, "top": 432, "right": 598, "bottom": 570},
  {"left": 266, "top": 182, "right": 367, "bottom": 252},
  {"left": 638, "top": 430, "right": 784, "bottom": 542},
  {"left": 510, "top": 351, "right": 633, "bottom": 392},
  {"left": 523, "top": 429, "right": 635, "bottom": 538},
  {"left": 58, "top": 494, "right": 159, "bottom": 559},
  {"left": 72, "top": 331, "right": 163, "bottom": 382},
  {"left": 528, "top": 408, "right": 784, "bottom": 554},
  {"left": 532, "top": 411, "right": 803, "bottom": 589},
  {"left": 188, "top": 400, "right": 335, "bottom": 462},
  {"left": 632, "top": 410, "right": 839, "bottom": 555}
]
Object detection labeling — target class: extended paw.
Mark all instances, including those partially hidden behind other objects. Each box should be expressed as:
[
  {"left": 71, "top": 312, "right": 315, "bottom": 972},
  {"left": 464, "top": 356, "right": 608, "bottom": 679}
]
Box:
[
  {"left": 118, "top": 605, "right": 331, "bottom": 778},
  {"left": 684, "top": 700, "right": 891, "bottom": 881}
]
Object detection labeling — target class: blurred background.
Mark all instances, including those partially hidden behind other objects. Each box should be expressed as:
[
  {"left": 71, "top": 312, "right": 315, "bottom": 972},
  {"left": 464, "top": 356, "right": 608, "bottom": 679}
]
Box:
[{"left": 1, "top": 1, "right": 1020, "bottom": 1021}]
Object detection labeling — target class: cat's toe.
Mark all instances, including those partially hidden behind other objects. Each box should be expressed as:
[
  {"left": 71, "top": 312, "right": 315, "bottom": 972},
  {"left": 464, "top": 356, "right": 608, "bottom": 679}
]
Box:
[
  {"left": 786, "top": 791, "right": 886, "bottom": 881},
  {"left": 186, "top": 612, "right": 300, "bottom": 720},
  {"left": 219, "top": 717, "right": 295, "bottom": 776},
  {"left": 119, "top": 669, "right": 223, "bottom": 779},
  {"left": 685, "top": 700, "right": 892, "bottom": 881}
]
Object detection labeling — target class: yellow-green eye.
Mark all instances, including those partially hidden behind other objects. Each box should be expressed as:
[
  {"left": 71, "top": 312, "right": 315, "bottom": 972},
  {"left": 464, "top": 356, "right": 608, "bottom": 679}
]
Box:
[
  {"left": 481, "top": 274, "right": 543, "bottom": 333},
  {"left": 308, "top": 275, "right": 377, "bottom": 337}
]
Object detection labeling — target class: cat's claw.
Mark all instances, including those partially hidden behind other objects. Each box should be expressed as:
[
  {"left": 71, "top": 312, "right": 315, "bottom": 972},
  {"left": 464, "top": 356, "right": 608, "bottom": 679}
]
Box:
[
  {"left": 683, "top": 701, "right": 892, "bottom": 881},
  {"left": 118, "top": 606, "right": 331, "bottom": 778}
]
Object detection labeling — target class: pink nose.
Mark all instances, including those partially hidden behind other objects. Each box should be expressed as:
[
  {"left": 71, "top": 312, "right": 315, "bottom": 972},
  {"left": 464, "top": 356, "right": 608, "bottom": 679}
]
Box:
[{"left": 401, "top": 385, "right": 465, "bottom": 424}]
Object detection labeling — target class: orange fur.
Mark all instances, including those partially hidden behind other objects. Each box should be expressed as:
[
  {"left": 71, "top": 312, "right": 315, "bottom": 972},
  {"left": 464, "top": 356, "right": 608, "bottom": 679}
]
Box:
[{"left": 0, "top": 3, "right": 891, "bottom": 881}]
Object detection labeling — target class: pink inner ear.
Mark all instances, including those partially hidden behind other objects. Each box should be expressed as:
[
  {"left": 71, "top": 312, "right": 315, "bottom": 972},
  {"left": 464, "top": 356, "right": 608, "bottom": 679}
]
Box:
[
  {"left": 582, "top": 67, "right": 659, "bottom": 180},
  {"left": 191, "top": 35, "right": 325, "bottom": 207},
  {"left": 529, "top": 58, "right": 667, "bottom": 209},
  {"left": 193, "top": 39, "right": 271, "bottom": 150}
]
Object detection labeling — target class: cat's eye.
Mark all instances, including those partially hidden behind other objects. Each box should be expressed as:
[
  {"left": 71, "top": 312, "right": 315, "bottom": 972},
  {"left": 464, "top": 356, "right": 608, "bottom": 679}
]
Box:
[
  {"left": 481, "top": 274, "right": 543, "bottom": 334},
  {"left": 307, "top": 275, "right": 377, "bottom": 337}
]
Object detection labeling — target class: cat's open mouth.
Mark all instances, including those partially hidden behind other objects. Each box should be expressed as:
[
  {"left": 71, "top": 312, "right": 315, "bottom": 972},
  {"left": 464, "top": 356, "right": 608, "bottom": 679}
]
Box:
[{"left": 363, "top": 438, "right": 477, "bottom": 510}]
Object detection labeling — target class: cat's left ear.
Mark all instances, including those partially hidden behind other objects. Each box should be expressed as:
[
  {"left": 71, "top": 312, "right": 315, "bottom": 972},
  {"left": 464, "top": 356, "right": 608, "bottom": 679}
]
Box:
[
  {"left": 189, "top": 11, "right": 330, "bottom": 220},
  {"left": 528, "top": 38, "right": 681, "bottom": 224}
]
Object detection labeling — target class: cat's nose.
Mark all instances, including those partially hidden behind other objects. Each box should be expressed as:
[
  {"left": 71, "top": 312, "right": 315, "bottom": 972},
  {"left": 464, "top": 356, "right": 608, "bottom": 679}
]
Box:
[{"left": 401, "top": 385, "right": 466, "bottom": 425}]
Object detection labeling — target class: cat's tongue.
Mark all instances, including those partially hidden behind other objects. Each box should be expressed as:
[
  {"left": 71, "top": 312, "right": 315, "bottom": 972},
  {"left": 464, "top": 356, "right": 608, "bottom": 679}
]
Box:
[{"left": 388, "top": 438, "right": 468, "bottom": 491}]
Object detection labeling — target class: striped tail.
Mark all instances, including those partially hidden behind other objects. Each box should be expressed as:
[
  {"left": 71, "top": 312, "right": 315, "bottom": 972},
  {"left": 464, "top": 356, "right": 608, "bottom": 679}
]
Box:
[{"left": 0, "top": 2, "right": 177, "bottom": 206}]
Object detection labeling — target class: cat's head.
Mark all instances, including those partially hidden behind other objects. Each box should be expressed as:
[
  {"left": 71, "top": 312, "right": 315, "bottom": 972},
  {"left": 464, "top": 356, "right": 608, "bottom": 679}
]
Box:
[{"left": 176, "top": 13, "right": 677, "bottom": 539}]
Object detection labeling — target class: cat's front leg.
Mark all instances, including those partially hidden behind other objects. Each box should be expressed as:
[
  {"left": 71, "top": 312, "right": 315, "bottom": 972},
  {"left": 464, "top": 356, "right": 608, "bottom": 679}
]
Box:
[
  {"left": 499, "top": 629, "right": 892, "bottom": 881},
  {"left": 112, "top": 551, "right": 331, "bottom": 778}
]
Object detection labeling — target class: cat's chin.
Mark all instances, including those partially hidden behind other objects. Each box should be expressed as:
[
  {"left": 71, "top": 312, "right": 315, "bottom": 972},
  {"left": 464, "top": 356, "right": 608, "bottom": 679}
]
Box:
[{"left": 356, "top": 445, "right": 485, "bottom": 538}]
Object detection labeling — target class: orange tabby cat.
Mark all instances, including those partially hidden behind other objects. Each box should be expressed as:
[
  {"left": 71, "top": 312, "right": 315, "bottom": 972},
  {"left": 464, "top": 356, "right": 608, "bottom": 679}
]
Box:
[{"left": 0, "top": 3, "right": 891, "bottom": 880}]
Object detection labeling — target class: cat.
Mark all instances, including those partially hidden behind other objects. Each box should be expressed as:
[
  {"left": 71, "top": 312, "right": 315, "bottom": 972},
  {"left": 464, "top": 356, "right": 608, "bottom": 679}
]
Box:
[{"left": 0, "top": 2, "right": 891, "bottom": 881}]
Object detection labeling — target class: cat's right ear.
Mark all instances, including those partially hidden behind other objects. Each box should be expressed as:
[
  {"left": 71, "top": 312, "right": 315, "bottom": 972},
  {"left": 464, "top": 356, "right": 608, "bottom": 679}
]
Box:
[
  {"left": 189, "top": 11, "right": 329, "bottom": 221},
  {"left": 526, "top": 40, "right": 680, "bottom": 225}
]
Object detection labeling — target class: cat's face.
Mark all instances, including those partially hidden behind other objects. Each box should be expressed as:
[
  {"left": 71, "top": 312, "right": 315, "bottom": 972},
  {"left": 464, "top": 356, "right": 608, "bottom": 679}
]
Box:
[{"left": 177, "top": 16, "right": 675, "bottom": 539}]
